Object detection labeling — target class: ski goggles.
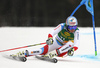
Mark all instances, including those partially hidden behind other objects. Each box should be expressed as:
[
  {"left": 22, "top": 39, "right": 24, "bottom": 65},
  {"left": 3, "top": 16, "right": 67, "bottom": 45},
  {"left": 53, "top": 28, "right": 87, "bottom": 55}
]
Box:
[{"left": 68, "top": 26, "right": 77, "bottom": 30}]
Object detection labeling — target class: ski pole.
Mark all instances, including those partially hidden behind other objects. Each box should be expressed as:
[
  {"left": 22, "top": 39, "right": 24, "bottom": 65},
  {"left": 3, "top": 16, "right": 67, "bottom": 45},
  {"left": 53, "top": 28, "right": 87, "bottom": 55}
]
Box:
[{"left": 0, "top": 42, "right": 46, "bottom": 52}]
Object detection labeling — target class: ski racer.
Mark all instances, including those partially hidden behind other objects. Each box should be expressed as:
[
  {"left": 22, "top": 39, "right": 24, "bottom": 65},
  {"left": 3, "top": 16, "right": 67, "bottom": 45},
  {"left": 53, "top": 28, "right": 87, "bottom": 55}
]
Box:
[{"left": 13, "top": 16, "right": 79, "bottom": 58}]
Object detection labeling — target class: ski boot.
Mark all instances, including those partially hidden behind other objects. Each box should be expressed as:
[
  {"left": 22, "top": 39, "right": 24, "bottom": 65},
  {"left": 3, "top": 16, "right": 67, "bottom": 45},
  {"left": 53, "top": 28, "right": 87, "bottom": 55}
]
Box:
[
  {"left": 10, "top": 50, "right": 29, "bottom": 62},
  {"left": 43, "top": 50, "right": 58, "bottom": 58},
  {"left": 67, "top": 48, "right": 74, "bottom": 56},
  {"left": 36, "top": 50, "right": 58, "bottom": 63}
]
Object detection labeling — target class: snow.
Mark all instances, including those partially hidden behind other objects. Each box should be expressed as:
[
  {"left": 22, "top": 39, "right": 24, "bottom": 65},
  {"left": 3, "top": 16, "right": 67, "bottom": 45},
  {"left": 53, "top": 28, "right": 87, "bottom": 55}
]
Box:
[{"left": 0, "top": 27, "right": 100, "bottom": 68}]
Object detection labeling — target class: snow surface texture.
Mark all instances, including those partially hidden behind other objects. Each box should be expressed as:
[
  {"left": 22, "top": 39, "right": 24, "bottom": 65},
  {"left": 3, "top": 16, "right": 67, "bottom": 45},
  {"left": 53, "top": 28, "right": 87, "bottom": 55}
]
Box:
[{"left": 0, "top": 27, "right": 100, "bottom": 68}]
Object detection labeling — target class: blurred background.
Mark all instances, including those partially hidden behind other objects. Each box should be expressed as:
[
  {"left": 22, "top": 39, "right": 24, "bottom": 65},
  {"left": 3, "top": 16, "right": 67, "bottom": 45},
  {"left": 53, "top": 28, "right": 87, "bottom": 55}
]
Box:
[{"left": 0, "top": 0, "right": 99, "bottom": 27}]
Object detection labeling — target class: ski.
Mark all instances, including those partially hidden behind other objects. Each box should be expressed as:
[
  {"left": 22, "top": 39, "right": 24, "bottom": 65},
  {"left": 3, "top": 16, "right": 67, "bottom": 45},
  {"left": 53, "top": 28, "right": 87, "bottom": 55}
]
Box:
[
  {"left": 2, "top": 54, "right": 27, "bottom": 62},
  {"left": 35, "top": 55, "right": 58, "bottom": 63},
  {"left": 10, "top": 55, "right": 27, "bottom": 62}
]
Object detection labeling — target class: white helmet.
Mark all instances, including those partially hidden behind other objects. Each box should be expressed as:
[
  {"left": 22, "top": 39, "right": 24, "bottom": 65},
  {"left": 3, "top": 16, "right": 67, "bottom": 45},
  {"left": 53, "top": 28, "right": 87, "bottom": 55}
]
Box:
[{"left": 66, "top": 16, "right": 78, "bottom": 26}]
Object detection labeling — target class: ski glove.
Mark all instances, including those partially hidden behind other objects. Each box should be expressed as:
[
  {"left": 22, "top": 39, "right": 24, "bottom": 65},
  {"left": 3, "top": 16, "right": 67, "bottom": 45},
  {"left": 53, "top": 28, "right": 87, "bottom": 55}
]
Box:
[
  {"left": 46, "top": 38, "right": 54, "bottom": 45},
  {"left": 67, "top": 48, "right": 74, "bottom": 56}
]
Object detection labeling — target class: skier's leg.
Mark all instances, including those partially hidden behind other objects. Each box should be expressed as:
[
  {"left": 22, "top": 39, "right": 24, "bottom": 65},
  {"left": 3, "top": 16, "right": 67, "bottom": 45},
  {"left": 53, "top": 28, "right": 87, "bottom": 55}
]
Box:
[
  {"left": 56, "top": 41, "right": 78, "bottom": 57},
  {"left": 24, "top": 45, "right": 49, "bottom": 57},
  {"left": 25, "top": 38, "right": 61, "bottom": 57}
]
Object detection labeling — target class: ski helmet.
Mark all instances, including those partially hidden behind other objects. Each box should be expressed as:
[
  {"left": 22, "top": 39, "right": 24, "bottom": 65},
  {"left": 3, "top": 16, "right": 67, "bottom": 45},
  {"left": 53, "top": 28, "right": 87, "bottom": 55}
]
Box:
[{"left": 66, "top": 16, "right": 78, "bottom": 26}]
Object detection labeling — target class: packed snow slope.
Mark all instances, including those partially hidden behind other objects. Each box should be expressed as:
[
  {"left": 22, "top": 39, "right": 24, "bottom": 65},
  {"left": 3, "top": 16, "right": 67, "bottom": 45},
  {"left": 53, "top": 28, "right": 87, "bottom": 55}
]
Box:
[{"left": 0, "top": 27, "right": 100, "bottom": 68}]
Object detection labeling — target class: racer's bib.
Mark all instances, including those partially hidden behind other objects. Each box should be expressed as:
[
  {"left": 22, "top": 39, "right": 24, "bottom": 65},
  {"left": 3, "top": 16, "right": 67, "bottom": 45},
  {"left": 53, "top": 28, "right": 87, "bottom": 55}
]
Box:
[{"left": 56, "top": 24, "right": 79, "bottom": 44}]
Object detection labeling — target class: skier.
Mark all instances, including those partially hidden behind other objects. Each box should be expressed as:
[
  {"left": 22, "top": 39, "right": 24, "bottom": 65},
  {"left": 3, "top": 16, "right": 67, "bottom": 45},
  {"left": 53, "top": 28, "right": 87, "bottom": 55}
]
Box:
[{"left": 12, "top": 16, "right": 79, "bottom": 58}]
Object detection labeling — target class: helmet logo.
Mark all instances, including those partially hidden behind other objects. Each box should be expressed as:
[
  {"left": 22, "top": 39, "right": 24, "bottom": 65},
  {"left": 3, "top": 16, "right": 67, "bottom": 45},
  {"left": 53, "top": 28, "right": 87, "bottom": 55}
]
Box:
[
  {"left": 66, "top": 16, "right": 78, "bottom": 26},
  {"left": 70, "top": 18, "right": 74, "bottom": 22},
  {"left": 69, "top": 18, "right": 76, "bottom": 26}
]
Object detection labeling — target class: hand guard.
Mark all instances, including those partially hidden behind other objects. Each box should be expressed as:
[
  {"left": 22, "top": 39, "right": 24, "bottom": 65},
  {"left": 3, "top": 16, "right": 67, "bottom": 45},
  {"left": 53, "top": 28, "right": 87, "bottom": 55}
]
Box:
[
  {"left": 67, "top": 48, "right": 74, "bottom": 56},
  {"left": 46, "top": 38, "right": 54, "bottom": 45}
]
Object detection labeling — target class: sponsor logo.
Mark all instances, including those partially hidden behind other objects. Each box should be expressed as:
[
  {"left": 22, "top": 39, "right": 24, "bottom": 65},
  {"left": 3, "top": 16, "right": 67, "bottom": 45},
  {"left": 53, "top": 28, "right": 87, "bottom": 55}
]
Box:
[
  {"left": 69, "top": 22, "right": 76, "bottom": 26},
  {"left": 68, "top": 37, "right": 73, "bottom": 40},
  {"left": 77, "top": 32, "right": 79, "bottom": 40},
  {"left": 88, "top": 0, "right": 91, "bottom": 7},
  {"left": 61, "top": 45, "right": 72, "bottom": 51},
  {"left": 61, "top": 47, "right": 69, "bottom": 51},
  {"left": 31, "top": 51, "right": 40, "bottom": 54},
  {"left": 64, "top": 32, "right": 70, "bottom": 36}
]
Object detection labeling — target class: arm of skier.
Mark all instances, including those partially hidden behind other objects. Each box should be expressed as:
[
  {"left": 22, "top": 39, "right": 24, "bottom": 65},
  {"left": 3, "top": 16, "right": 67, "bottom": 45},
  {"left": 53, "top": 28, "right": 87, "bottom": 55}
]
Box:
[
  {"left": 48, "top": 24, "right": 62, "bottom": 38},
  {"left": 73, "top": 29, "right": 80, "bottom": 51},
  {"left": 46, "top": 24, "right": 63, "bottom": 45},
  {"left": 67, "top": 30, "right": 79, "bottom": 56}
]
